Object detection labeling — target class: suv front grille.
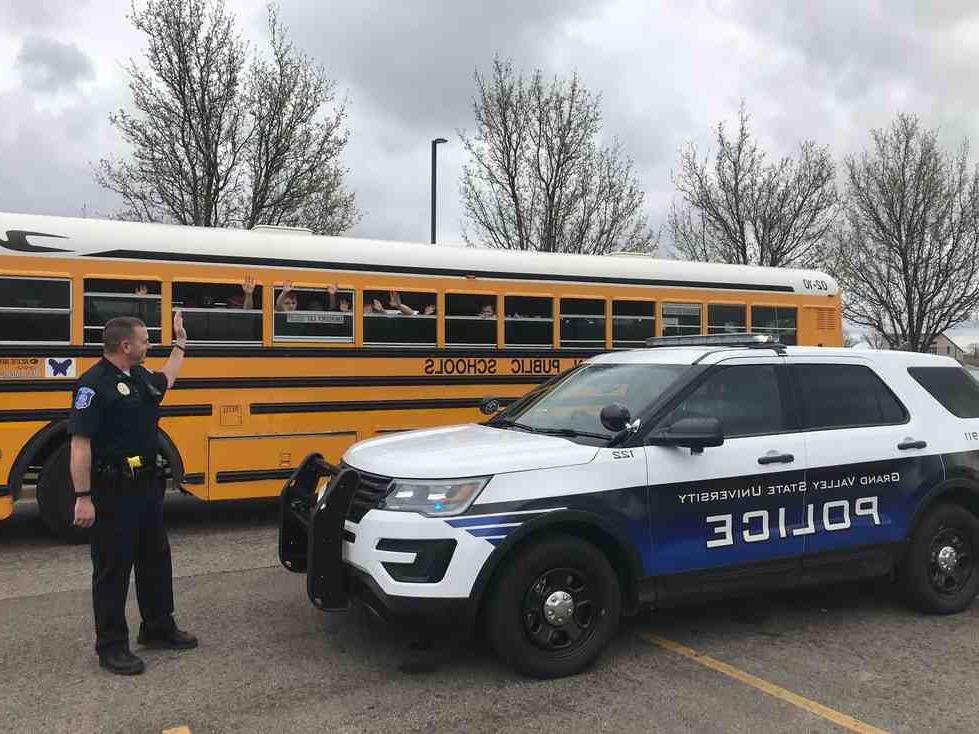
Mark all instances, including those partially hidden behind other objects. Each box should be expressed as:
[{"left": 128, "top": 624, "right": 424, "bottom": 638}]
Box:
[{"left": 345, "top": 466, "right": 393, "bottom": 522}]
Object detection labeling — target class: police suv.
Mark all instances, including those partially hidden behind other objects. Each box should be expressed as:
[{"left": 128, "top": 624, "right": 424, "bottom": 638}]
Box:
[{"left": 279, "top": 335, "right": 979, "bottom": 678}]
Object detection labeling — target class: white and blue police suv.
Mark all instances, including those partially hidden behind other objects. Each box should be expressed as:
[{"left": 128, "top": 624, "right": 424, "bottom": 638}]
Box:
[{"left": 279, "top": 335, "right": 979, "bottom": 678}]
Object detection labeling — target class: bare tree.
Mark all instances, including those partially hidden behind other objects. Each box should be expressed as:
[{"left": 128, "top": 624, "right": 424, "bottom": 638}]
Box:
[
  {"left": 242, "top": 7, "right": 357, "bottom": 232},
  {"left": 96, "top": 0, "right": 357, "bottom": 234},
  {"left": 670, "top": 104, "right": 839, "bottom": 268},
  {"left": 460, "top": 58, "right": 654, "bottom": 255},
  {"left": 96, "top": 0, "right": 247, "bottom": 226},
  {"left": 838, "top": 114, "right": 979, "bottom": 352},
  {"left": 864, "top": 330, "right": 892, "bottom": 350}
]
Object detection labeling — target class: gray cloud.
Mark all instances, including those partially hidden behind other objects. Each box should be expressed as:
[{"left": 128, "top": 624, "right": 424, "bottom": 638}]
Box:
[
  {"left": 0, "top": 0, "right": 91, "bottom": 30},
  {"left": 274, "top": 0, "right": 595, "bottom": 135},
  {"left": 261, "top": 0, "right": 606, "bottom": 242},
  {"left": 5, "top": 0, "right": 979, "bottom": 250},
  {"left": 16, "top": 37, "right": 96, "bottom": 93},
  {"left": 729, "top": 1, "right": 979, "bottom": 150},
  {"left": 0, "top": 86, "right": 116, "bottom": 218}
]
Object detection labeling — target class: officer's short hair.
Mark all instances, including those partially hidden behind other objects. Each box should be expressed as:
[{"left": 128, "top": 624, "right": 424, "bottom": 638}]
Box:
[{"left": 103, "top": 317, "right": 146, "bottom": 354}]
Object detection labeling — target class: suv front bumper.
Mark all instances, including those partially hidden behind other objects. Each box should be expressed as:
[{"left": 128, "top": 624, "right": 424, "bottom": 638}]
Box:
[{"left": 278, "top": 453, "right": 474, "bottom": 630}]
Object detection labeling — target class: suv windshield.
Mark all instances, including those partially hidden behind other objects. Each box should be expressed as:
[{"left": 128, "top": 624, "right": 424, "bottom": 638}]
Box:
[{"left": 490, "top": 363, "right": 690, "bottom": 439}]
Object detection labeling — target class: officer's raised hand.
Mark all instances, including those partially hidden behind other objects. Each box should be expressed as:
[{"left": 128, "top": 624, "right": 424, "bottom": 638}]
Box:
[
  {"left": 173, "top": 310, "right": 186, "bottom": 343},
  {"left": 158, "top": 310, "right": 187, "bottom": 389}
]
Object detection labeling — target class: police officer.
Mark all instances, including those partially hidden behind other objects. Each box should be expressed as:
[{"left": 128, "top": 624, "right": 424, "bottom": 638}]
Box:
[{"left": 69, "top": 312, "right": 197, "bottom": 675}]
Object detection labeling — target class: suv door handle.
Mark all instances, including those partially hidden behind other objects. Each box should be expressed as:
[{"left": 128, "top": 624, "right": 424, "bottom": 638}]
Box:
[
  {"left": 758, "top": 453, "right": 795, "bottom": 465},
  {"left": 898, "top": 440, "right": 927, "bottom": 450}
]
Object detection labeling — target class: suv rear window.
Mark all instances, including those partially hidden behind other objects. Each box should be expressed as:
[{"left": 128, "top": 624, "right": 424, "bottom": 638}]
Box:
[
  {"left": 908, "top": 367, "right": 979, "bottom": 418},
  {"left": 792, "top": 364, "right": 907, "bottom": 430}
]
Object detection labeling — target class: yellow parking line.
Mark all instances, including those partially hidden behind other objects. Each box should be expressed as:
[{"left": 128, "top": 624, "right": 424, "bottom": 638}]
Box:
[
  {"left": 162, "top": 727, "right": 191, "bottom": 734},
  {"left": 642, "top": 634, "right": 890, "bottom": 734}
]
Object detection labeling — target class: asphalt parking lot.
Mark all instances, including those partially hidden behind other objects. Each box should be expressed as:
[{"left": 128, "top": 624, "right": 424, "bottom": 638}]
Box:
[{"left": 2, "top": 494, "right": 978, "bottom": 734}]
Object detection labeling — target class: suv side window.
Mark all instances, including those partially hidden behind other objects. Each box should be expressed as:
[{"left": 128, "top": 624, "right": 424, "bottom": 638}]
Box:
[
  {"left": 660, "top": 364, "right": 785, "bottom": 438},
  {"left": 908, "top": 366, "right": 979, "bottom": 418},
  {"left": 792, "top": 364, "right": 907, "bottom": 430}
]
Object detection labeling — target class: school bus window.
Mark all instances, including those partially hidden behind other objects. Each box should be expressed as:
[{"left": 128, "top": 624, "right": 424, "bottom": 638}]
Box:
[
  {"left": 172, "top": 281, "right": 263, "bottom": 344},
  {"left": 560, "top": 298, "right": 605, "bottom": 348},
  {"left": 752, "top": 305, "right": 798, "bottom": 345},
  {"left": 505, "top": 296, "right": 553, "bottom": 348},
  {"left": 446, "top": 294, "right": 496, "bottom": 347},
  {"left": 0, "top": 276, "right": 71, "bottom": 343},
  {"left": 663, "top": 302, "right": 702, "bottom": 337},
  {"left": 708, "top": 304, "right": 746, "bottom": 334},
  {"left": 83, "top": 279, "right": 162, "bottom": 345},
  {"left": 363, "top": 290, "right": 436, "bottom": 346},
  {"left": 273, "top": 286, "right": 354, "bottom": 342},
  {"left": 612, "top": 300, "right": 655, "bottom": 348}
]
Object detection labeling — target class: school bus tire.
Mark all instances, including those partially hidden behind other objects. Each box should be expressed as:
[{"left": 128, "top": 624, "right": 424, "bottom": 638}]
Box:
[
  {"left": 36, "top": 443, "right": 89, "bottom": 545},
  {"left": 485, "top": 533, "right": 621, "bottom": 679}
]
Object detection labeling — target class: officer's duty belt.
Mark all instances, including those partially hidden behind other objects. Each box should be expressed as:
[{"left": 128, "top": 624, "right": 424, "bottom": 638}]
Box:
[{"left": 94, "top": 462, "right": 159, "bottom": 481}]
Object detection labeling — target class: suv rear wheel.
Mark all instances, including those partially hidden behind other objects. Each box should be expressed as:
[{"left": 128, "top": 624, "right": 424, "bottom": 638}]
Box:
[
  {"left": 903, "top": 503, "right": 979, "bottom": 614},
  {"left": 485, "top": 534, "right": 621, "bottom": 678}
]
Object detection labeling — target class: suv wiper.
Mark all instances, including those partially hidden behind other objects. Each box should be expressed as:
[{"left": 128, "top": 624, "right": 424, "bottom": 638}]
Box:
[
  {"left": 486, "top": 418, "right": 612, "bottom": 441},
  {"left": 532, "top": 427, "right": 613, "bottom": 441},
  {"left": 485, "top": 417, "right": 537, "bottom": 432}
]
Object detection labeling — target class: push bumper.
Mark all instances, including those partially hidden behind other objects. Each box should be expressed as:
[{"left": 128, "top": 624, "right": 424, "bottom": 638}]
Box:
[
  {"left": 278, "top": 453, "right": 472, "bottom": 629},
  {"left": 279, "top": 453, "right": 358, "bottom": 611}
]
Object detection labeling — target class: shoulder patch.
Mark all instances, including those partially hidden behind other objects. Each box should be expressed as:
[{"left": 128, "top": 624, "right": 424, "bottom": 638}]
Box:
[{"left": 74, "top": 387, "right": 96, "bottom": 410}]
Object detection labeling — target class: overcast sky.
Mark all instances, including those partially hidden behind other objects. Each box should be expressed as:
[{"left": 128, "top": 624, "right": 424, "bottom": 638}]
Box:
[{"left": 3, "top": 0, "right": 979, "bottom": 249}]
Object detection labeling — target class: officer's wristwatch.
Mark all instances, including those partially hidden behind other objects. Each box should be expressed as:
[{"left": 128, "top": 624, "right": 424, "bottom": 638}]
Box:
[{"left": 75, "top": 491, "right": 91, "bottom": 498}]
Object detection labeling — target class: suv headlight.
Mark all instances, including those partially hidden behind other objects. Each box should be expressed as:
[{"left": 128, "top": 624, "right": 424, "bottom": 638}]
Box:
[{"left": 383, "top": 476, "right": 491, "bottom": 517}]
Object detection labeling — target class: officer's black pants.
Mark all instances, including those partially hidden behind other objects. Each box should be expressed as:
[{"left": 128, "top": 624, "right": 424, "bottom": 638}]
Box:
[{"left": 90, "top": 477, "right": 175, "bottom": 656}]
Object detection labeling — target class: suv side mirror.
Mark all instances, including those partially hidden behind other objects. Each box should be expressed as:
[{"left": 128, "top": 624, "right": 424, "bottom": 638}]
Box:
[
  {"left": 600, "top": 403, "right": 632, "bottom": 433},
  {"left": 646, "top": 417, "right": 724, "bottom": 452},
  {"left": 479, "top": 396, "right": 502, "bottom": 416}
]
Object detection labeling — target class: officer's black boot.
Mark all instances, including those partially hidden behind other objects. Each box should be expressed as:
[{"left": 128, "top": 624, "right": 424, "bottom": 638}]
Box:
[
  {"left": 99, "top": 647, "right": 145, "bottom": 676},
  {"left": 137, "top": 624, "right": 199, "bottom": 650}
]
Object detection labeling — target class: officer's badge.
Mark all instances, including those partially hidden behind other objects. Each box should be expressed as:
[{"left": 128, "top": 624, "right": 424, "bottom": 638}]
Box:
[
  {"left": 74, "top": 387, "right": 95, "bottom": 409},
  {"left": 117, "top": 382, "right": 131, "bottom": 396}
]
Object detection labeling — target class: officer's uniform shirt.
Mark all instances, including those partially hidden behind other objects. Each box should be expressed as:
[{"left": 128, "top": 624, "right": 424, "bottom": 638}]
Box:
[{"left": 68, "top": 358, "right": 169, "bottom": 467}]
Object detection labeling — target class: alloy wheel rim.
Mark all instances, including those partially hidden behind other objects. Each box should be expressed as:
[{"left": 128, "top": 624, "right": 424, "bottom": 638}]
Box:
[{"left": 522, "top": 566, "right": 601, "bottom": 653}]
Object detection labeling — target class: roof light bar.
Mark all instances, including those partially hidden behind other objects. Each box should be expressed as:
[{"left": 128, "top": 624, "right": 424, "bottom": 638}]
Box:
[{"left": 644, "top": 333, "right": 784, "bottom": 350}]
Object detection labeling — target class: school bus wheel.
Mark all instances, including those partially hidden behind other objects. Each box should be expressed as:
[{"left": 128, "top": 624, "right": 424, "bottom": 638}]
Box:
[{"left": 36, "top": 443, "right": 89, "bottom": 545}]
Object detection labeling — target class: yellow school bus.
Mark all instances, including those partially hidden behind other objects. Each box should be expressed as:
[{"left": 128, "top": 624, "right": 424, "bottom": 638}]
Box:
[{"left": 0, "top": 212, "right": 842, "bottom": 539}]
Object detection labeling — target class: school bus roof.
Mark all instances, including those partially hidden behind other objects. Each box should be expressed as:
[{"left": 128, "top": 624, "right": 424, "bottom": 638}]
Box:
[{"left": 0, "top": 211, "right": 838, "bottom": 295}]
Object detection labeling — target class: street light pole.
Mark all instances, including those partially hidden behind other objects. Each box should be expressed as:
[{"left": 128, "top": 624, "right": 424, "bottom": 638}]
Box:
[{"left": 431, "top": 137, "right": 447, "bottom": 244}]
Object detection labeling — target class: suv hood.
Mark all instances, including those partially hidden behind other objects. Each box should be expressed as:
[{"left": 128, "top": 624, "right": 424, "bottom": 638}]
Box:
[{"left": 343, "top": 423, "right": 600, "bottom": 479}]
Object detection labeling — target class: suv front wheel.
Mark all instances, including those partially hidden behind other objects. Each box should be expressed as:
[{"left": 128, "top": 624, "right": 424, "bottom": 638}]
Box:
[
  {"left": 903, "top": 503, "right": 979, "bottom": 614},
  {"left": 485, "top": 534, "right": 622, "bottom": 678}
]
